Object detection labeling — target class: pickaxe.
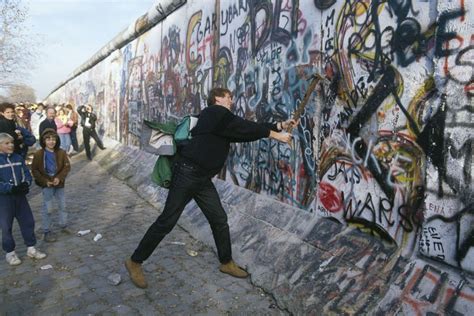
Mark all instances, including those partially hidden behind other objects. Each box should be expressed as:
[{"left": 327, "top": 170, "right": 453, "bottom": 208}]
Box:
[{"left": 287, "top": 72, "right": 330, "bottom": 133}]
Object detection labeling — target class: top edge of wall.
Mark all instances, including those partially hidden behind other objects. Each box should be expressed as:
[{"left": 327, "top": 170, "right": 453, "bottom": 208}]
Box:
[{"left": 46, "top": 0, "right": 187, "bottom": 100}]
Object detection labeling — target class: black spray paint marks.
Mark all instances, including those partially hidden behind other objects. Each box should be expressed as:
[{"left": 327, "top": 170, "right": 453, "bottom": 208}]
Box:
[
  {"left": 314, "top": 0, "right": 336, "bottom": 10},
  {"left": 346, "top": 67, "right": 397, "bottom": 199},
  {"left": 435, "top": 9, "right": 466, "bottom": 58},
  {"left": 425, "top": 204, "right": 473, "bottom": 268},
  {"left": 250, "top": 0, "right": 300, "bottom": 54},
  {"left": 418, "top": 94, "right": 447, "bottom": 197}
]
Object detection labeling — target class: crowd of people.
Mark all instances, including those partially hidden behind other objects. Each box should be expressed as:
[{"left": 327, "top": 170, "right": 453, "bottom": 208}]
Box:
[
  {"left": 3, "top": 102, "right": 78, "bottom": 155},
  {"left": 0, "top": 101, "right": 105, "bottom": 266}
]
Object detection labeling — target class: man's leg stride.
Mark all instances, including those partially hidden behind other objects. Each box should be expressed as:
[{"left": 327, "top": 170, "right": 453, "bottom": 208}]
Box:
[
  {"left": 90, "top": 129, "right": 106, "bottom": 150},
  {"left": 194, "top": 179, "right": 248, "bottom": 278},
  {"left": 125, "top": 207, "right": 188, "bottom": 289},
  {"left": 125, "top": 167, "right": 194, "bottom": 288},
  {"left": 83, "top": 129, "right": 92, "bottom": 160}
]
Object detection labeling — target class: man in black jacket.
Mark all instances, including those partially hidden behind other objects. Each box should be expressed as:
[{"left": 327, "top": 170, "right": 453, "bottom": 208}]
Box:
[
  {"left": 38, "top": 107, "right": 57, "bottom": 137},
  {"left": 125, "top": 87, "right": 296, "bottom": 288},
  {"left": 78, "top": 104, "right": 105, "bottom": 160}
]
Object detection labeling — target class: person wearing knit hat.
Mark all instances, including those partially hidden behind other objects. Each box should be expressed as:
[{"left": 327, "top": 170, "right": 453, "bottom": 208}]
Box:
[{"left": 31, "top": 128, "right": 71, "bottom": 242}]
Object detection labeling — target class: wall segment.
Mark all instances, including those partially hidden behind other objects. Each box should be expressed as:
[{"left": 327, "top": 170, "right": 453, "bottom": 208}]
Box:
[{"left": 47, "top": 0, "right": 473, "bottom": 313}]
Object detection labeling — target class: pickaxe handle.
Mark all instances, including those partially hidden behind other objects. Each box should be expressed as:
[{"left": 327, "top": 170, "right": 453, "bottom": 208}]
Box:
[{"left": 287, "top": 73, "right": 328, "bottom": 133}]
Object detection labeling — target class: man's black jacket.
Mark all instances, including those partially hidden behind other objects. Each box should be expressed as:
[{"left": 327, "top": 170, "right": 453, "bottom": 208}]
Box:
[{"left": 179, "top": 105, "right": 278, "bottom": 176}]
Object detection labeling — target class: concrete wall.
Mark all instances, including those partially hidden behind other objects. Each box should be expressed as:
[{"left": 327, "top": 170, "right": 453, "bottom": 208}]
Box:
[{"left": 47, "top": 0, "right": 473, "bottom": 314}]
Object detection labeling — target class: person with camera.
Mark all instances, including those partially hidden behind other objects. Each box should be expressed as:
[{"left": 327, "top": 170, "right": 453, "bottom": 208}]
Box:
[{"left": 78, "top": 104, "right": 105, "bottom": 161}]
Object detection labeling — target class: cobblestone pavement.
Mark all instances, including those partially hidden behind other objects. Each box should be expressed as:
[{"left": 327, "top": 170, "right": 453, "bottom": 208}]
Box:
[{"left": 0, "top": 152, "right": 288, "bottom": 315}]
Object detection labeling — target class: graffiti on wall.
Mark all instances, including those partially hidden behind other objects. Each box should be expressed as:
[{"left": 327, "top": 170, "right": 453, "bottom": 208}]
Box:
[
  {"left": 314, "top": 0, "right": 473, "bottom": 273},
  {"left": 47, "top": 0, "right": 473, "bottom": 275},
  {"left": 317, "top": 0, "right": 441, "bottom": 248},
  {"left": 377, "top": 259, "right": 474, "bottom": 315},
  {"left": 422, "top": 0, "right": 473, "bottom": 274},
  {"left": 51, "top": 0, "right": 322, "bottom": 209}
]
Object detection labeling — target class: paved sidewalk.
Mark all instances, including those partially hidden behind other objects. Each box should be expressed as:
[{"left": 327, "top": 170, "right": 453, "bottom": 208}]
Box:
[{"left": 0, "top": 153, "right": 287, "bottom": 315}]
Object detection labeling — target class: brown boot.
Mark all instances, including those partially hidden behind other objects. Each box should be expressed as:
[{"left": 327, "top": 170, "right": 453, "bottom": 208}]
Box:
[
  {"left": 125, "top": 258, "right": 148, "bottom": 288},
  {"left": 219, "top": 260, "right": 249, "bottom": 278}
]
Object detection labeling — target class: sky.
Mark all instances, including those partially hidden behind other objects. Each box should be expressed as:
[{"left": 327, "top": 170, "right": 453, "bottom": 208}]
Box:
[{"left": 25, "top": 0, "right": 155, "bottom": 100}]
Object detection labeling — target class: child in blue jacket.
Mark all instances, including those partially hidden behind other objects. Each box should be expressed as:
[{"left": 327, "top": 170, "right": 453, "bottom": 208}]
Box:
[{"left": 0, "top": 133, "right": 46, "bottom": 265}]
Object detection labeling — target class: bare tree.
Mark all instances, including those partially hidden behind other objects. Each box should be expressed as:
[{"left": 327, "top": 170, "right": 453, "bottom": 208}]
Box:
[
  {"left": 0, "top": 0, "right": 35, "bottom": 89},
  {"left": 7, "top": 83, "right": 36, "bottom": 102}
]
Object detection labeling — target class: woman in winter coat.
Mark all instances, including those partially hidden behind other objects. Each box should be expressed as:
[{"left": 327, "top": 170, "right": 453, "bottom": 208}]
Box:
[{"left": 55, "top": 107, "right": 73, "bottom": 153}]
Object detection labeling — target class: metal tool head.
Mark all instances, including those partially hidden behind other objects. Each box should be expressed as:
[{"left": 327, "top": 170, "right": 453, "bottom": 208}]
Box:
[{"left": 307, "top": 72, "right": 331, "bottom": 85}]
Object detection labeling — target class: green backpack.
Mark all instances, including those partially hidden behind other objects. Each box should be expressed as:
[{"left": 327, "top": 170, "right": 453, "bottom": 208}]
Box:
[
  {"left": 151, "top": 155, "right": 175, "bottom": 188},
  {"left": 174, "top": 115, "right": 199, "bottom": 146},
  {"left": 150, "top": 115, "right": 199, "bottom": 188}
]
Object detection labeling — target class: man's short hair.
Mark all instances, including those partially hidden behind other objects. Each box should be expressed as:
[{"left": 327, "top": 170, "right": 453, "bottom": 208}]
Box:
[
  {"left": 46, "top": 106, "right": 56, "bottom": 113},
  {"left": 0, "top": 132, "right": 14, "bottom": 143},
  {"left": 0, "top": 102, "right": 15, "bottom": 113},
  {"left": 207, "top": 88, "right": 232, "bottom": 106}
]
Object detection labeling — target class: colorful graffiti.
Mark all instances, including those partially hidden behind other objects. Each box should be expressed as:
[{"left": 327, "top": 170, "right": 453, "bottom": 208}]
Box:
[
  {"left": 315, "top": 0, "right": 473, "bottom": 274},
  {"left": 377, "top": 259, "right": 474, "bottom": 315},
  {"left": 46, "top": 0, "right": 473, "bottom": 278}
]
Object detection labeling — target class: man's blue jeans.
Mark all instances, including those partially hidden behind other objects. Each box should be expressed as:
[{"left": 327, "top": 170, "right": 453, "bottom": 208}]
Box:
[
  {"left": 41, "top": 187, "right": 67, "bottom": 233},
  {"left": 131, "top": 160, "right": 232, "bottom": 264}
]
